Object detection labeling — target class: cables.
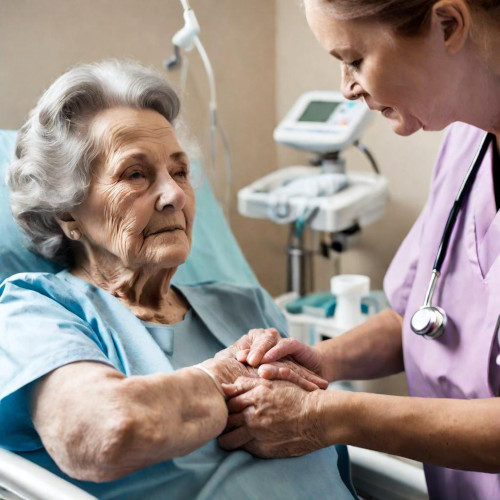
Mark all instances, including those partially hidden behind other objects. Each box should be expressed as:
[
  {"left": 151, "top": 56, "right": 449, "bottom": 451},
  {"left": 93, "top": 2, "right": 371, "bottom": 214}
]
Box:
[
  {"left": 353, "top": 140, "right": 380, "bottom": 174},
  {"left": 165, "top": 3, "right": 233, "bottom": 220}
]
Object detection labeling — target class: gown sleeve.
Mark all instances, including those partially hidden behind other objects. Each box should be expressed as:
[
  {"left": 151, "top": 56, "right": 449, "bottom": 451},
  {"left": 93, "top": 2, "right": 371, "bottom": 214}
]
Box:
[{"left": 0, "top": 277, "right": 114, "bottom": 451}]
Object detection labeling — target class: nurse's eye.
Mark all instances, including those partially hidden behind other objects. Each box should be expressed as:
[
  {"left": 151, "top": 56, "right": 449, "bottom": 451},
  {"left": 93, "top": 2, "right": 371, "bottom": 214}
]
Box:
[{"left": 347, "top": 59, "right": 363, "bottom": 71}]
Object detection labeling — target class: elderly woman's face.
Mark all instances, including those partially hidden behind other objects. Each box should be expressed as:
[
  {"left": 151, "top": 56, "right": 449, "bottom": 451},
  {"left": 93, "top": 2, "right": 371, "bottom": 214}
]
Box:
[
  {"left": 304, "top": 0, "right": 459, "bottom": 135},
  {"left": 73, "top": 107, "right": 195, "bottom": 270}
]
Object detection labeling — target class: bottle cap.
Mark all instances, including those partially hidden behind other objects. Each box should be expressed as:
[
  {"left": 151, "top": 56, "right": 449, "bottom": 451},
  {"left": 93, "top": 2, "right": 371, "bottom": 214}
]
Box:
[{"left": 331, "top": 274, "right": 370, "bottom": 296}]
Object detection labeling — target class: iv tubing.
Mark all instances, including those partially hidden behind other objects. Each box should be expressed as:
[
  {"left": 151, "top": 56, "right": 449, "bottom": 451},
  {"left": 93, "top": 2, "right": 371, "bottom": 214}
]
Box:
[
  {"left": 193, "top": 35, "right": 234, "bottom": 218},
  {"left": 193, "top": 36, "right": 217, "bottom": 178},
  {"left": 171, "top": 0, "right": 234, "bottom": 218}
]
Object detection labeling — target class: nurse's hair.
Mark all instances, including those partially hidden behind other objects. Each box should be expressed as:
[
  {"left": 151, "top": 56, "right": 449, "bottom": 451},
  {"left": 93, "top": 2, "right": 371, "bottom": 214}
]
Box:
[
  {"left": 315, "top": 0, "right": 500, "bottom": 36},
  {"left": 8, "top": 59, "right": 181, "bottom": 266}
]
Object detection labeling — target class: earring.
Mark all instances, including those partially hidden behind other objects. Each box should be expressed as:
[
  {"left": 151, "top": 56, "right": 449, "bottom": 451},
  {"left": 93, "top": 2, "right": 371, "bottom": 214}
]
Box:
[{"left": 69, "top": 229, "right": 81, "bottom": 240}]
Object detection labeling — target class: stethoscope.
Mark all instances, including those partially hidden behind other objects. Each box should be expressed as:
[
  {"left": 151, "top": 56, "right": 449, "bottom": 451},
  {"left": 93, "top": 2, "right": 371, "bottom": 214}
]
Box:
[{"left": 411, "top": 132, "right": 495, "bottom": 339}]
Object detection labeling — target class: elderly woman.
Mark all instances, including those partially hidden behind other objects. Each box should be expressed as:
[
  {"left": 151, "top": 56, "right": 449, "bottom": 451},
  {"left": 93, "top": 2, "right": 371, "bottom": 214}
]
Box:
[
  {"left": 0, "top": 60, "right": 354, "bottom": 499},
  {"left": 221, "top": 0, "right": 500, "bottom": 498}
]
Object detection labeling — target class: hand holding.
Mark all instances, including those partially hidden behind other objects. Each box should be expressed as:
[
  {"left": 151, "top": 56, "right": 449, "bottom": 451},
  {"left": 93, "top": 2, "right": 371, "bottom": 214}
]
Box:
[
  {"left": 235, "top": 330, "right": 325, "bottom": 378},
  {"left": 233, "top": 328, "right": 282, "bottom": 366},
  {"left": 221, "top": 329, "right": 328, "bottom": 391},
  {"left": 200, "top": 357, "right": 259, "bottom": 390},
  {"left": 218, "top": 377, "right": 326, "bottom": 458},
  {"left": 258, "top": 355, "right": 328, "bottom": 390},
  {"left": 257, "top": 337, "right": 327, "bottom": 381}
]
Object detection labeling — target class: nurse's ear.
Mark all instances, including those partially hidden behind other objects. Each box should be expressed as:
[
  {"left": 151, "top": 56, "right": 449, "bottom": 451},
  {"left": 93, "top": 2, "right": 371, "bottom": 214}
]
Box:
[
  {"left": 432, "top": 0, "right": 471, "bottom": 55},
  {"left": 56, "top": 212, "right": 82, "bottom": 241}
]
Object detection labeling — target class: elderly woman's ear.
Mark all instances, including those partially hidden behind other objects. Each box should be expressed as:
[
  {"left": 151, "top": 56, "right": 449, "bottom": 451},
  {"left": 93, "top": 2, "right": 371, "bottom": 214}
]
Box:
[{"left": 56, "top": 213, "right": 81, "bottom": 241}]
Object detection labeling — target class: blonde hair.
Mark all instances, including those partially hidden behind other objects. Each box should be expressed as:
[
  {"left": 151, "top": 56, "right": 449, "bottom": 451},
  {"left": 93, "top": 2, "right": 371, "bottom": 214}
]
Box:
[{"left": 317, "top": 0, "right": 500, "bottom": 36}]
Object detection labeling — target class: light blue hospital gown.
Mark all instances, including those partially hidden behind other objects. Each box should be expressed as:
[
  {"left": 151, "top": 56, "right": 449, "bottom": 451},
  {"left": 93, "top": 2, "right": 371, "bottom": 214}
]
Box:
[{"left": 0, "top": 270, "right": 354, "bottom": 499}]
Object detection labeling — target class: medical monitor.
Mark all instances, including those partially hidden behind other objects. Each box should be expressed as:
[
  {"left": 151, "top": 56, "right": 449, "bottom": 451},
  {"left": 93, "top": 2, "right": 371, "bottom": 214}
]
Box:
[
  {"left": 297, "top": 101, "right": 340, "bottom": 123},
  {"left": 274, "top": 90, "right": 372, "bottom": 154}
]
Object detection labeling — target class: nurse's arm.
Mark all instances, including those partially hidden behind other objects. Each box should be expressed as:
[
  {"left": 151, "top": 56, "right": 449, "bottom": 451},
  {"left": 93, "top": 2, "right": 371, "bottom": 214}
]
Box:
[
  {"left": 30, "top": 359, "right": 239, "bottom": 482},
  {"left": 223, "top": 379, "right": 500, "bottom": 472},
  {"left": 252, "top": 309, "right": 404, "bottom": 382},
  {"left": 319, "top": 390, "right": 500, "bottom": 472},
  {"left": 317, "top": 308, "right": 404, "bottom": 381}
]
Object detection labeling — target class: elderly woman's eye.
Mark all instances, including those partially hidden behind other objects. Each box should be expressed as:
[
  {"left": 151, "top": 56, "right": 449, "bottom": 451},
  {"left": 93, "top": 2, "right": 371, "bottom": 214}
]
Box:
[
  {"left": 174, "top": 168, "right": 189, "bottom": 179},
  {"left": 127, "top": 170, "right": 146, "bottom": 180}
]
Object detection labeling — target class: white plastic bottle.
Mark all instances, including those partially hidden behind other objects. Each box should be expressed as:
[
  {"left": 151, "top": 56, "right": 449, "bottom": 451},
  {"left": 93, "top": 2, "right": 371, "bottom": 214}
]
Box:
[{"left": 330, "top": 274, "right": 370, "bottom": 331}]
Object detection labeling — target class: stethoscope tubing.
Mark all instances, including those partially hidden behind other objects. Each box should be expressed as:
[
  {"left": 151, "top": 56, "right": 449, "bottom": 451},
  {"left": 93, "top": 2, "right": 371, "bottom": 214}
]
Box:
[
  {"left": 411, "top": 131, "right": 495, "bottom": 339},
  {"left": 433, "top": 132, "right": 494, "bottom": 273}
]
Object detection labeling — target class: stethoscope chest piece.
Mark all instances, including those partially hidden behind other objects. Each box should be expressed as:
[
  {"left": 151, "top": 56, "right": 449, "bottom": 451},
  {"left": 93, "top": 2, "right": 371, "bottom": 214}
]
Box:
[{"left": 411, "top": 306, "right": 447, "bottom": 339}]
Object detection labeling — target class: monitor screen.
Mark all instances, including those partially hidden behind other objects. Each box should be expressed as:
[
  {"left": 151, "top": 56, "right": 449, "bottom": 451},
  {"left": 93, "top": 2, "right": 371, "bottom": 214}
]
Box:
[{"left": 298, "top": 101, "right": 338, "bottom": 123}]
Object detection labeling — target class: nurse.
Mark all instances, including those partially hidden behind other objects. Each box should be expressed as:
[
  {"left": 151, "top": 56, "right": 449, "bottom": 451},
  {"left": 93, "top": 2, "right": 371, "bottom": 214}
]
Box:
[{"left": 219, "top": 0, "right": 500, "bottom": 498}]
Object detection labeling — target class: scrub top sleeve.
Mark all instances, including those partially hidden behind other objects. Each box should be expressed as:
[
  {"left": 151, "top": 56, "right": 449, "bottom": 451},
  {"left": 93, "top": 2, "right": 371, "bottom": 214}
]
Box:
[
  {"left": 255, "top": 287, "right": 290, "bottom": 338},
  {"left": 0, "top": 280, "right": 115, "bottom": 452}
]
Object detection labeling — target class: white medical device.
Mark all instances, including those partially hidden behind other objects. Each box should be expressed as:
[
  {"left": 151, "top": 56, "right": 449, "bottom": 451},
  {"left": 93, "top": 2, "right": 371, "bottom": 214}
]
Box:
[
  {"left": 274, "top": 90, "right": 372, "bottom": 153},
  {"left": 238, "top": 167, "right": 388, "bottom": 233},
  {"left": 238, "top": 90, "right": 389, "bottom": 296}
]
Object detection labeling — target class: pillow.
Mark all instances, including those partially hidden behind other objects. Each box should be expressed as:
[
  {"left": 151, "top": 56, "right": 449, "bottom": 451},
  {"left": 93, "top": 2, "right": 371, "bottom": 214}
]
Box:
[
  {"left": 0, "top": 131, "right": 62, "bottom": 283},
  {"left": 0, "top": 130, "right": 257, "bottom": 287}
]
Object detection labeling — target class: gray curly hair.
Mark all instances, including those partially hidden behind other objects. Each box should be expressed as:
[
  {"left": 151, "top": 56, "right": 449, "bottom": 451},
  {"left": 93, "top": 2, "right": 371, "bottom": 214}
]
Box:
[{"left": 8, "top": 60, "right": 181, "bottom": 266}]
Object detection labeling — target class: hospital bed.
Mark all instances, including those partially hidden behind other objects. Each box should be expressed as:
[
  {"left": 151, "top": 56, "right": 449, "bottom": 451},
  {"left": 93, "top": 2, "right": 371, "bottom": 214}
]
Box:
[{"left": 0, "top": 130, "right": 427, "bottom": 499}]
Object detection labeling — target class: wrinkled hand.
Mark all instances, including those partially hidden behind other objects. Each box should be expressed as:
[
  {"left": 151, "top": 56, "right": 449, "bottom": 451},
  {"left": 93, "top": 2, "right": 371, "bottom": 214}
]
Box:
[
  {"left": 200, "top": 356, "right": 260, "bottom": 390},
  {"left": 259, "top": 338, "right": 326, "bottom": 380},
  {"left": 218, "top": 328, "right": 327, "bottom": 391},
  {"left": 231, "top": 328, "right": 283, "bottom": 366},
  {"left": 217, "top": 377, "right": 325, "bottom": 458},
  {"left": 236, "top": 329, "right": 327, "bottom": 382}
]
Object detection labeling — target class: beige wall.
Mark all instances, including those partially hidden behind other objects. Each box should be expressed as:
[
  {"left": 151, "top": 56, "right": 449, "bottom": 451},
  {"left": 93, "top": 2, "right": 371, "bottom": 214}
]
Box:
[
  {"left": 3, "top": 1, "right": 448, "bottom": 394},
  {"left": 274, "top": 1, "right": 447, "bottom": 395},
  {"left": 275, "top": 0, "right": 445, "bottom": 292},
  {"left": 1, "top": 0, "right": 284, "bottom": 293},
  {"left": 2, "top": 0, "right": 446, "bottom": 295}
]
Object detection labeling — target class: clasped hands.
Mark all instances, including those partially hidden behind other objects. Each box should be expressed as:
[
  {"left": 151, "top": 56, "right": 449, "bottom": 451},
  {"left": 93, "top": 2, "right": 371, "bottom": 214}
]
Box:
[{"left": 209, "top": 328, "right": 330, "bottom": 459}]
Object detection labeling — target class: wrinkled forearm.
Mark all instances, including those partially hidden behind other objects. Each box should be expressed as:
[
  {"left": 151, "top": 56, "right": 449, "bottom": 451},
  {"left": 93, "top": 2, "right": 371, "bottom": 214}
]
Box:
[
  {"left": 316, "top": 308, "right": 404, "bottom": 382},
  {"left": 107, "top": 367, "right": 229, "bottom": 472},
  {"left": 32, "top": 363, "right": 227, "bottom": 482},
  {"left": 316, "top": 390, "right": 500, "bottom": 472}
]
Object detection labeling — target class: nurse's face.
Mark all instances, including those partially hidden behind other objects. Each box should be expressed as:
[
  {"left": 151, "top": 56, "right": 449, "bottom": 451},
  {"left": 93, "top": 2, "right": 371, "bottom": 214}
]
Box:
[
  {"left": 72, "top": 106, "right": 195, "bottom": 270},
  {"left": 304, "top": 0, "right": 458, "bottom": 135}
]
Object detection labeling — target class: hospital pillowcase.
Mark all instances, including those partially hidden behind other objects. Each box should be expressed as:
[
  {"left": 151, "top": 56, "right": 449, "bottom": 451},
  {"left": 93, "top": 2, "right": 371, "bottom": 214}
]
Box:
[{"left": 0, "top": 130, "right": 62, "bottom": 282}]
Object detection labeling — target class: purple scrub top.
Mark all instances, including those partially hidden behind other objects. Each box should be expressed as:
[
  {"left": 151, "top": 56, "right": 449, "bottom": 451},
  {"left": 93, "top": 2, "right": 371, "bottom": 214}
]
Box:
[{"left": 384, "top": 123, "right": 500, "bottom": 499}]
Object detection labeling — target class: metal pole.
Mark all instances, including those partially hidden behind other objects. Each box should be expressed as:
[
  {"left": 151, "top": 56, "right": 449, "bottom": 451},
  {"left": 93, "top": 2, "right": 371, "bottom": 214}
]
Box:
[{"left": 286, "top": 228, "right": 307, "bottom": 296}]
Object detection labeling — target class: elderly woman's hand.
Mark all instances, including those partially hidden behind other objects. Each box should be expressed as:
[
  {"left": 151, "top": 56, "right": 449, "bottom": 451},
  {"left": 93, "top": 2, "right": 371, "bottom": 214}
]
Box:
[
  {"left": 231, "top": 328, "right": 283, "bottom": 366},
  {"left": 200, "top": 356, "right": 260, "bottom": 391},
  {"left": 217, "top": 377, "right": 330, "bottom": 458},
  {"left": 217, "top": 329, "right": 328, "bottom": 391},
  {"left": 234, "top": 329, "right": 328, "bottom": 382}
]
